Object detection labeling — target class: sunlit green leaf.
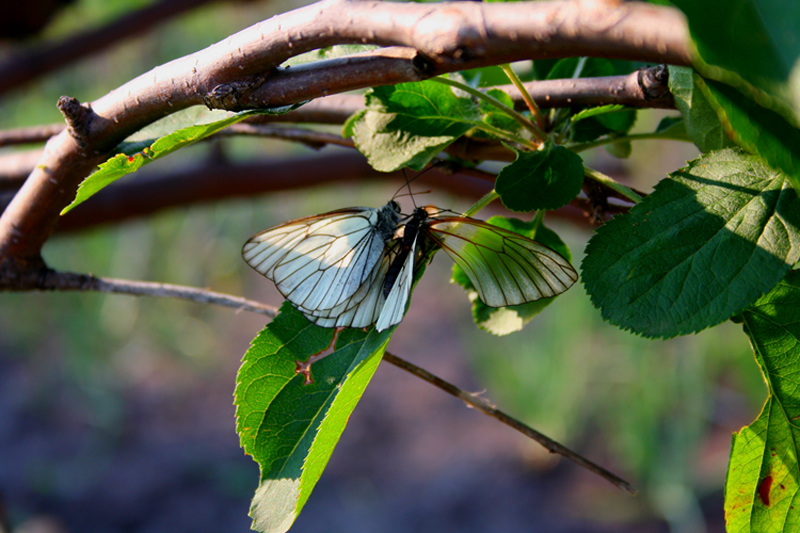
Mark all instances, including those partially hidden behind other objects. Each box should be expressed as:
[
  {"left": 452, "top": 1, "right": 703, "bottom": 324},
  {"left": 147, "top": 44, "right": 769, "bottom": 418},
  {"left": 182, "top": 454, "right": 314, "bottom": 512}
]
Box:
[
  {"left": 697, "top": 76, "right": 800, "bottom": 191},
  {"left": 345, "top": 79, "right": 480, "bottom": 172},
  {"left": 235, "top": 303, "right": 391, "bottom": 533},
  {"left": 726, "top": 271, "right": 800, "bottom": 532},
  {"left": 61, "top": 105, "right": 303, "bottom": 214},
  {"left": 571, "top": 105, "right": 627, "bottom": 124}
]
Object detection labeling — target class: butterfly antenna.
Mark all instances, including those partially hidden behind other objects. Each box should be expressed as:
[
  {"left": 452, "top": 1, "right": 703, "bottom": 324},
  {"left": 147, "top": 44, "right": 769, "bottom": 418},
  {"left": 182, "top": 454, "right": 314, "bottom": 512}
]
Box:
[{"left": 392, "top": 162, "right": 443, "bottom": 207}]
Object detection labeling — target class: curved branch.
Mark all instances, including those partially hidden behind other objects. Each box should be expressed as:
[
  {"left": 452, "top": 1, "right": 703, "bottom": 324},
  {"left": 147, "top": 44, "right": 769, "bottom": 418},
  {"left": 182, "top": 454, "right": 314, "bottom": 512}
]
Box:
[
  {"left": 0, "top": 0, "right": 689, "bottom": 267},
  {"left": 0, "top": 66, "right": 676, "bottom": 152}
]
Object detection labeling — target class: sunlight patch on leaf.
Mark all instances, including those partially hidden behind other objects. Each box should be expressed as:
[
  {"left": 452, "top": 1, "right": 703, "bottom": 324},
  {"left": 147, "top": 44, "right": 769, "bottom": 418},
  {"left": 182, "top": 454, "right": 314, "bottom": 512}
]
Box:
[{"left": 345, "top": 79, "right": 480, "bottom": 172}]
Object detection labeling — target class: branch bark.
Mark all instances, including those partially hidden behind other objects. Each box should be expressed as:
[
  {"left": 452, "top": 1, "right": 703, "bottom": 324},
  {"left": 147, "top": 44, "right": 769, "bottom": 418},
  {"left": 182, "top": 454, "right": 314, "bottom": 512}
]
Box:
[
  {"left": 0, "top": 0, "right": 689, "bottom": 274},
  {"left": 0, "top": 65, "right": 674, "bottom": 152}
]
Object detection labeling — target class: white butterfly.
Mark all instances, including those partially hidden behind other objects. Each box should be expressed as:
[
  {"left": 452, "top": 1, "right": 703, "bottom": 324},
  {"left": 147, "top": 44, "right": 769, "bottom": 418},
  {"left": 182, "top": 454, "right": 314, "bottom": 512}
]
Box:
[{"left": 243, "top": 202, "right": 578, "bottom": 331}]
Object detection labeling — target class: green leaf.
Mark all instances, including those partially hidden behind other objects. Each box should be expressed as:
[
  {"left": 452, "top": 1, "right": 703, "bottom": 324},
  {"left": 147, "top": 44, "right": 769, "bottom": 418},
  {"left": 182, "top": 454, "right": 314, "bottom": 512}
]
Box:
[
  {"left": 582, "top": 148, "right": 800, "bottom": 338},
  {"left": 61, "top": 105, "right": 303, "bottom": 214},
  {"left": 495, "top": 142, "right": 584, "bottom": 212},
  {"left": 570, "top": 105, "right": 627, "bottom": 124},
  {"left": 604, "top": 139, "right": 632, "bottom": 159},
  {"left": 669, "top": 66, "right": 735, "bottom": 153},
  {"left": 282, "top": 44, "right": 379, "bottom": 67},
  {"left": 477, "top": 88, "right": 523, "bottom": 137},
  {"left": 452, "top": 216, "right": 572, "bottom": 336},
  {"left": 459, "top": 65, "right": 510, "bottom": 87},
  {"left": 346, "top": 79, "right": 480, "bottom": 172},
  {"left": 546, "top": 57, "right": 615, "bottom": 80},
  {"left": 696, "top": 76, "right": 800, "bottom": 192},
  {"left": 726, "top": 271, "right": 800, "bottom": 532},
  {"left": 235, "top": 303, "right": 391, "bottom": 533},
  {"left": 671, "top": 0, "right": 800, "bottom": 126},
  {"left": 654, "top": 116, "right": 691, "bottom": 142}
]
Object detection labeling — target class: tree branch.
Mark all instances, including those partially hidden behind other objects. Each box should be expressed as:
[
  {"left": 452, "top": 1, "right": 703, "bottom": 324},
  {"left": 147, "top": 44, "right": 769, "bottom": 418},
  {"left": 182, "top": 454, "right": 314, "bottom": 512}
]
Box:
[
  {"left": 0, "top": 0, "right": 689, "bottom": 269},
  {"left": 382, "top": 351, "right": 636, "bottom": 495},
  {"left": 0, "top": 66, "right": 676, "bottom": 151},
  {"left": 14, "top": 268, "right": 278, "bottom": 316}
]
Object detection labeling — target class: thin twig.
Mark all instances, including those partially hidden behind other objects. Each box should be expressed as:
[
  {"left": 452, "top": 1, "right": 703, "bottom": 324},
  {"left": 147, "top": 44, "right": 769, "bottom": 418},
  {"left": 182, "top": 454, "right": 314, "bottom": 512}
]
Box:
[
  {"left": 500, "top": 64, "right": 545, "bottom": 129},
  {"left": 382, "top": 350, "right": 637, "bottom": 495},
  {"left": 35, "top": 269, "right": 278, "bottom": 317}
]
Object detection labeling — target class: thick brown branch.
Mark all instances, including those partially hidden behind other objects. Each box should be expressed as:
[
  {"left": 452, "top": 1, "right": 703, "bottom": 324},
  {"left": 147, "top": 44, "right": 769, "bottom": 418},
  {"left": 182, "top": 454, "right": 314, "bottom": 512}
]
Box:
[
  {"left": 0, "top": 68, "right": 676, "bottom": 150},
  {"left": 0, "top": 0, "right": 689, "bottom": 268}
]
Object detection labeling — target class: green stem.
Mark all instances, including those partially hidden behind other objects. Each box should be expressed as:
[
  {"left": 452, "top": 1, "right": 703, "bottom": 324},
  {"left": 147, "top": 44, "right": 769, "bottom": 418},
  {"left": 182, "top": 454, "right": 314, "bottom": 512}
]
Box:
[
  {"left": 569, "top": 131, "right": 691, "bottom": 153},
  {"left": 500, "top": 64, "right": 545, "bottom": 129},
  {"left": 531, "top": 209, "right": 544, "bottom": 232},
  {"left": 432, "top": 76, "right": 547, "bottom": 142},
  {"left": 463, "top": 190, "right": 499, "bottom": 218},
  {"left": 473, "top": 123, "right": 538, "bottom": 151},
  {"left": 584, "top": 167, "right": 642, "bottom": 204}
]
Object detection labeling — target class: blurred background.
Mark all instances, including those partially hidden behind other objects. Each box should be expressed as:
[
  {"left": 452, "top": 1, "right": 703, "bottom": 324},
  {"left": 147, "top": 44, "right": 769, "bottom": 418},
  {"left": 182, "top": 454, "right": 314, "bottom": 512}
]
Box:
[{"left": 0, "top": 1, "right": 767, "bottom": 532}]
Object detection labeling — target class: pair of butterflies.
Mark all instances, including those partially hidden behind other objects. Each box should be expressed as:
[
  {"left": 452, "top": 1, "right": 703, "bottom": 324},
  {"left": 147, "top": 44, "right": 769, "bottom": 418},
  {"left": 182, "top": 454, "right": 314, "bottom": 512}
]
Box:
[{"left": 242, "top": 199, "right": 578, "bottom": 332}]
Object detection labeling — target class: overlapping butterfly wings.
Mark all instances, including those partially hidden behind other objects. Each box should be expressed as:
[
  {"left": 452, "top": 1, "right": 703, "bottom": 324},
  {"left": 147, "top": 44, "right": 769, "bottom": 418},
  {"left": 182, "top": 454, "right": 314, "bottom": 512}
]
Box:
[
  {"left": 423, "top": 216, "right": 579, "bottom": 307},
  {"left": 243, "top": 204, "right": 578, "bottom": 332},
  {"left": 242, "top": 207, "right": 391, "bottom": 313}
]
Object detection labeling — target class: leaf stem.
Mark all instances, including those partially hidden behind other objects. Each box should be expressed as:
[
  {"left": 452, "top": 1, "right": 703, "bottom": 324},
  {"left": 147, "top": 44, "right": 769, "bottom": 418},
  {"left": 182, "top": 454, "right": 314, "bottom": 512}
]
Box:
[
  {"left": 500, "top": 64, "right": 545, "bottom": 129},
  {"left": 463, "top": 189, "right": 499, "bottom": 218},
  {"left": 382, "top": 350, "right": 637, "bottom": 495},
  {"left": 472, "top": 123, "right": 538, "bottom": 151},
  {"left": 432, "top": 76, "right": 547, "bottom": 142},
  {"left": 569, "top": 131, "right": 691, "bottom": 153},
  {"left": 584, "top": 166, "right": 642, "bottom": 204}
]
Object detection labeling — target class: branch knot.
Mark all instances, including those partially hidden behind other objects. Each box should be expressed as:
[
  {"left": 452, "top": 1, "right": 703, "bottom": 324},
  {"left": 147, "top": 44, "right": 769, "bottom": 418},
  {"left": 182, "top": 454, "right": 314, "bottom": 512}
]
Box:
[
  {"left": 57, "top": 96, "right": 94, "bottom": 148},
  {"left": 203, "top": 71, "right": 272, "bottom": 111}
]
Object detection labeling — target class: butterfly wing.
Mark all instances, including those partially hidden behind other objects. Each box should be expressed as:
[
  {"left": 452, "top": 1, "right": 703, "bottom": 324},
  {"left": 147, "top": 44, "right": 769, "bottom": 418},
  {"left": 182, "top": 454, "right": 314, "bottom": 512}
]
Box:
[
  {"left": 375, "top": 235, "right": 416, "bottom": 332},
  {"left": 301, "top": 240, "right": 401, "bottom": 329},
  {"left": 424, "top": 217, "right": 578, "bottom": 307},
  {"left": 242, "top": 205, "right": 397, "bottom": 312},
  {"left": 301, "top": 235, "right": 415, "bottom": 333}
]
